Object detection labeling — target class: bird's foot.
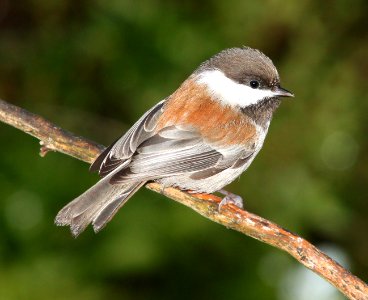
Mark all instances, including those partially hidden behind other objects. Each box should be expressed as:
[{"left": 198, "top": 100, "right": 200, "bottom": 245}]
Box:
[
  {"left": 218, "top": 189, "right": 244, "bottom": 211},
  {"left": 187, "top": 189, "right": 243, "bottom": 211}
]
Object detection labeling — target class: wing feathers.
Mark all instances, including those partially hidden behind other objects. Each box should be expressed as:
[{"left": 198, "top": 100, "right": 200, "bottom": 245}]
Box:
[
  {"left": 91, "top": 100, "right": 166, "bottom": 177},
  {"left": 90, "top": 141, "right": 117, "bottom": 173},
  {"left": 110, "top": 149, "right": 222, "bottom": 184}
]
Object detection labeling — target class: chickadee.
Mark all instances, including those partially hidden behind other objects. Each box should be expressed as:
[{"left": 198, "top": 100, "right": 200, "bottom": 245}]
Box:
[{"left": 56, "top": 47, "right": 294, "bottom": 237}]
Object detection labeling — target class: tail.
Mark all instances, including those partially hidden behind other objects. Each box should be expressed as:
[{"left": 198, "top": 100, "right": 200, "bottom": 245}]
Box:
[{"left": 55, "top": 176, "right": 145, "bottom": 237}]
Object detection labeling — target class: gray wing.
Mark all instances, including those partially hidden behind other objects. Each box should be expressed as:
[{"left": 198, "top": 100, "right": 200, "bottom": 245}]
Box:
[
  {"left": 91, "top": 99, "right": 254, "bottom": 185},
  {"left": 109, "top": 125, "right": 252, "bottom": 184},
  {"left": 90, "top": 100, "right": 166, "bottom": 177}
]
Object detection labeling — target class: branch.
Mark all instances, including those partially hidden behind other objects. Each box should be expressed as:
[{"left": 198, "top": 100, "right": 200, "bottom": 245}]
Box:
[{"left": 0, "top": 98, "right": 367, "bottom": 300}]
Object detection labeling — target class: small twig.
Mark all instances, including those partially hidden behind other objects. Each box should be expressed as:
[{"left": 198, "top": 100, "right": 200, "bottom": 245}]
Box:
[
  {"left": 0, "top": 99, "right": 104, "bottom": 163},
  {"left": 0, "top": 98, "right": 367, "bottom": 300}
]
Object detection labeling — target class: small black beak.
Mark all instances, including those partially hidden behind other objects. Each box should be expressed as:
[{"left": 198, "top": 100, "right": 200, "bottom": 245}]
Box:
[{"left": 274, "top": 86, "right": 294, "bottom": 98}]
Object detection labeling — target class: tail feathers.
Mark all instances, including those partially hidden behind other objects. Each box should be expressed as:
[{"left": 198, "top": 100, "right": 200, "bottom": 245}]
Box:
[
  {"left": 55, "top": 176, "right": 144, "bottom": 237},
  {"left": 92, "top": 182, "right": 145, "bottom": 233}
]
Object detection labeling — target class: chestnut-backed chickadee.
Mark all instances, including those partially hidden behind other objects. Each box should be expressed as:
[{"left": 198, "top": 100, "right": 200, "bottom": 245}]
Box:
[{"left": 56, "top": 47, "right": 294, "bottom": 237}]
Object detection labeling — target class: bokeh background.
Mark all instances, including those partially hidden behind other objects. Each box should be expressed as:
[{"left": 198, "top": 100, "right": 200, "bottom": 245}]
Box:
[{"left": 0, "top": 0, "right": 367, "bottom": 299}]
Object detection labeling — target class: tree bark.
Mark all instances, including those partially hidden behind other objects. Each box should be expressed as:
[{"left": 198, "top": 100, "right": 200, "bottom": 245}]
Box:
[{"left": 0, "top": 98, "right": 367, "bottom": 300}]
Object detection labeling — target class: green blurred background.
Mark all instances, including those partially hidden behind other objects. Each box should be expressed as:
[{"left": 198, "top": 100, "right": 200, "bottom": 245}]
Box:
[{"left": 0, "top": 0, "right": 367, "bottom": 299}]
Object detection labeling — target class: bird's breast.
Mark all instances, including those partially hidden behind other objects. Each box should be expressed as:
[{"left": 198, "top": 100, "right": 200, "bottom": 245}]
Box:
[{"left": 156, "top": 79, "right": 259, "bottom": 147}]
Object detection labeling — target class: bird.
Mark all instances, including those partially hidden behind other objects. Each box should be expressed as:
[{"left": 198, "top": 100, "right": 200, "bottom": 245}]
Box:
[{"left": 55, "top": 47, "right": 294, "bottom": 237}]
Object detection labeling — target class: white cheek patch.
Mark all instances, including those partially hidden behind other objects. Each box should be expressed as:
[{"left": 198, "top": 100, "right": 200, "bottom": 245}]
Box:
[{"left": 196, "top": 70, "right": 276, "bottom": 107}]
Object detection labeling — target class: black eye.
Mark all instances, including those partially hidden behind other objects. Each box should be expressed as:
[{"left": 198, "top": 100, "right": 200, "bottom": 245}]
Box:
[{"left": 250, "top": 80, "right": 260, "bottom": 89}]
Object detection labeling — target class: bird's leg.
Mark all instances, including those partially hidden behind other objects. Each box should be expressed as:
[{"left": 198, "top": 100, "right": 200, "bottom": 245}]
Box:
[
  {"left": 218, "top": 189, "right": 244, "bottom": 210},
  {"left": 159, "top": 182, "right": 170, "bottom": 195},
  {"left": 160, "top": 185, "right": 166, "bottom": 194}
]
